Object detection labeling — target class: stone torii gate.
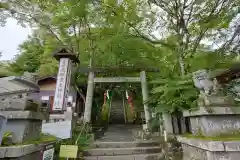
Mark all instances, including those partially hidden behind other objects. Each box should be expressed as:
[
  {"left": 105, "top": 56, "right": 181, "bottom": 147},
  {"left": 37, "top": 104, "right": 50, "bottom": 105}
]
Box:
[{"left": 81, "top": 67, "right": 160, "bottom": 129}]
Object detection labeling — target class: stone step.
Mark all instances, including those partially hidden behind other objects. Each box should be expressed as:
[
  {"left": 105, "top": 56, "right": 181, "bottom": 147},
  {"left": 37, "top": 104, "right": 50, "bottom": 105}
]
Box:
[
  {"left": 110, "top": 112, "right": 124, "bottom": 114},
  {"left": 109, "top": 115, "right": 125, "bottom": 117},
  {"left": 110, "top": 110, "right": 124, "bottom": 112},
  {"left": 84, "top": 153, "right": 162, "bottom": 160},
  {"left": 111, "top": 110, "right": 124, "bottom": 111},
  {"left": 110, "top": 117, "right": 124, "bottom": 119},
  {"left": 111, "top": 107, "right": 123, "bottom": 109},
  {"left": 110, "top": 113, "right": 124, "bottom": 115},
  {"left": 111, "top": 114, "right": 124, "bottom": 116},
  {"left": 90, "top": 141, "right": 161, "bottom": 148},
  {"left": 83, "top": 146, "right": 161, "bottom": 156}
]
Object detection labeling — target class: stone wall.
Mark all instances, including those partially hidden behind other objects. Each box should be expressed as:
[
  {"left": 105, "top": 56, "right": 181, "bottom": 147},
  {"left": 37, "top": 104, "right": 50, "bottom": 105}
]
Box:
[
  {"left": 0, "top": 142, "right": 55, "bottom": 160},
  {"left": 179, "top": 136, "right": 240, "bottom": 159},
  {"left": 181, "top": 140, "right": 240, "bottom": 160},
  {"left": 182, "top": 143, "right": 208, "bottom": 160},
  {"left": 7, "top": 151, "right": 42, "bottom": 160}
]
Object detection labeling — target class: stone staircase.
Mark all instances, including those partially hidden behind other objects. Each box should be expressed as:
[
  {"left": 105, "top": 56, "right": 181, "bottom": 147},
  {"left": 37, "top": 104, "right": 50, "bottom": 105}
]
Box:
[
  {"left": 83, "top": 125, "right": 162, "bottom": 160},
  {"left": 109, "top": 100, "right": 125, "bottom": 124},
  {"left": 84, "top": 141, "right": 162, "bottom": 160}
]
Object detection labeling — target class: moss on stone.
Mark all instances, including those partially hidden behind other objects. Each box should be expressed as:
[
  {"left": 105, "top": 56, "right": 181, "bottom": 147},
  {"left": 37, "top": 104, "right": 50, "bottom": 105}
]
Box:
[
  {"left": 2, "top": 133, "right": 57, "bottom": 147},
  {"left": 25, "top": 101, "right": 39, "bottom": 112},
  {"left": 183, "top": 132, "right": 240, "bottom": 141}
]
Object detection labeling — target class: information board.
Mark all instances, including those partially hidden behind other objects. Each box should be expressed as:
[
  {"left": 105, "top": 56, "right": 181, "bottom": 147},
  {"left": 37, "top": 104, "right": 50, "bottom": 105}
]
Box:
[{"left": 59, "top": 145, "right": 78, "bottom": 158}]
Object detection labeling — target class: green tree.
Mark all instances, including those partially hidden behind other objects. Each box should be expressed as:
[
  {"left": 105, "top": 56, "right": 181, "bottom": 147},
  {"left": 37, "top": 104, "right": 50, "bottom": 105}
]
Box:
[{"left": 5, "top": 0, "right": 239, "bottom": 114}]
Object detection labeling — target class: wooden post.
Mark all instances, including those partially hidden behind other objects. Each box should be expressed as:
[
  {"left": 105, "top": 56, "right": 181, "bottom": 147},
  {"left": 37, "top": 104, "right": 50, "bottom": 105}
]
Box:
[
  {"left": 140, "top": 71, "right": 151, "bottom": 128},
  {"left": 83, "top": 71, "right": 94, "bottom": 123}
]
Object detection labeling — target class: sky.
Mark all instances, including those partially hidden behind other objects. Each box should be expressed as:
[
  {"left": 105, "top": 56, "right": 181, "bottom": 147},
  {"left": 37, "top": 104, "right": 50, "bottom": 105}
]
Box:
[{"left": 0, "top": 18, "right": 32, "bottom": 61}]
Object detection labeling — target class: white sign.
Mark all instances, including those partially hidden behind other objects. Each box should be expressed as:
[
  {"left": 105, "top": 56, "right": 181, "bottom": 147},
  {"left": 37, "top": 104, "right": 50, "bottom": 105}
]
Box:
[
  {"left": 41, "top": 96, "right": 49, "bottom": 101},
  {"left": 42, "top": 148, "right": 54, "bottom": 160},
  {"left": 53, "top": 58, "right": 71, "bottom": 111},
  {"left": 42, "top": 120, "right": 72, "bottom": 139},
  {"left": 68, "top": 96, "right": 73, "bottom": 102}
]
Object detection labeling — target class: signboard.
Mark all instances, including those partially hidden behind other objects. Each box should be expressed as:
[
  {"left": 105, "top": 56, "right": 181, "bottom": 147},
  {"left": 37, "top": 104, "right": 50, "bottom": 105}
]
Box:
[
  {"left": 53, "top": 58, "right": 71, "bottom": 111},
  {"left": 59, "top": 145, "right": 78, "bottom": 158},
  {"left": 41, "top": 144, "right": 55, "bottom": 160}
]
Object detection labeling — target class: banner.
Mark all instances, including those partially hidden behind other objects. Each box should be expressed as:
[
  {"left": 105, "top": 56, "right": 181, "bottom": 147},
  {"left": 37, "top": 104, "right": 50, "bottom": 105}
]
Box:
[
  {"left": 126, "top": 90, "right": 134, "bottom": 115},
  {"left": 53, "top": 58, "right": 71, "bottom": 111}
]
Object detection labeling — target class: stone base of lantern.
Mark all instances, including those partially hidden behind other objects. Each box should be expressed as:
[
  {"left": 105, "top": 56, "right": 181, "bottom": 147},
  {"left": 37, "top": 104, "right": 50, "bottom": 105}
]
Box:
[
  {"left": 183, "top": 107, "right": 240, "bottom": 136},
  {"left": 2, "top": 111, "right": 46, "bottom": 143},
  {"left": 178, "top": 136, "right": 240, "bottom": 160}
]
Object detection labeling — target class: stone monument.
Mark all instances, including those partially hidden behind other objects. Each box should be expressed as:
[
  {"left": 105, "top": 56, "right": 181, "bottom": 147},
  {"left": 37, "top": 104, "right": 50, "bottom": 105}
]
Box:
[
  {"left": 178, "top": 69, "right": 240, "bottom": 160},
  {"left": 0, "top": 73, "right": 55, "bottom": 160}
]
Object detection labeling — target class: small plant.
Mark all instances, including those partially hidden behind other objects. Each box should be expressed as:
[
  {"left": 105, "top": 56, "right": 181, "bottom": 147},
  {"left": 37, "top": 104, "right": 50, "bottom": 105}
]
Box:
[
  {"left": 1, "top": 132, "right": 13, "bottom": 146},
  {"left": 205, "top": 107, "right": 214, "bottom": 113}
]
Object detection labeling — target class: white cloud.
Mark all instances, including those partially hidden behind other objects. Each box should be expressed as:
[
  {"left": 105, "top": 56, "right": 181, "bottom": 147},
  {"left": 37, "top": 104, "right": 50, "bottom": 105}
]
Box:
[{"left": 0, "top": 18, "right": 31, "bottom": 60}]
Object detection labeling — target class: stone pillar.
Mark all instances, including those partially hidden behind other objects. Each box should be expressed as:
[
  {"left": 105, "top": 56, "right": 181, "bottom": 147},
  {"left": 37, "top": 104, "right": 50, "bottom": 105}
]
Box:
[
  {"left": 162, "top": 113, "right": 173, "bottom": 134},
  {"left": 172, "top": 116, "right": 179, "bottom": 134},
  {"left": 83, "top": 71, "right": 94, "bottom": 123},
  {"left": 180, "top": 117, "right": 187, "bottom": 134},
  {"left": 140, "top": 71, "right": 151, "bottom": 127}
]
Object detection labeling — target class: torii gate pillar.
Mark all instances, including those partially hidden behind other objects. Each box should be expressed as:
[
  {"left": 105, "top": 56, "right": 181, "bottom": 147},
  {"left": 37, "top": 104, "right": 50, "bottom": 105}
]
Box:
[
  {"left": 83, "top": 71, "right": 94, "bottom": 123},
  {"left": 140, "top": 71, "right": 151, "bottom": 129}
]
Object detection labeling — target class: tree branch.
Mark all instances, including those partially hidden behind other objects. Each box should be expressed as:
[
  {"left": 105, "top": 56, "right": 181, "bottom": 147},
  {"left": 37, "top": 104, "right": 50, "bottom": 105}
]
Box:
[
  {"left": 190, "top": 0, "right": 222, "bottom": 56},
  {"left": 108, "top": 7, "right": 174, "bottom": 49}
]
